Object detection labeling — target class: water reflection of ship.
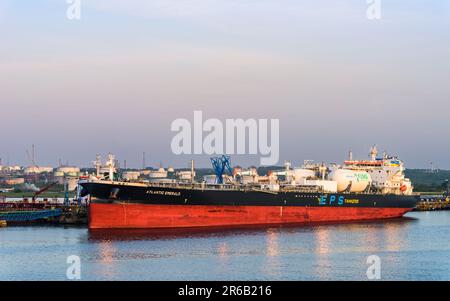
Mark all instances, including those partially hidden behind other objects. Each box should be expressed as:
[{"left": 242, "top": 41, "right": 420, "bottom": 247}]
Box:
[
  {"left": 88, "top": 227, "right": 273, "bottom": 241},
  {"left": 87, "top": 217, "right": 417, "bottom": 242},
  {"left": 313, "top": 227, "right": 332, "bottom": 280},
  {"left": 263, "top": 229, "right": 282, "bottom": 279},
  {"left": 266, "top": 229, "right": 279, "bottom": 257},
  {"left": 315, "top": 227, "right": 331, "bottom": 255},
  {"left": 310, "top": 216, "right": 417, "bottom": 280},
  {"left": 217, "top": 242, "right": 229, "bottom": 259}
]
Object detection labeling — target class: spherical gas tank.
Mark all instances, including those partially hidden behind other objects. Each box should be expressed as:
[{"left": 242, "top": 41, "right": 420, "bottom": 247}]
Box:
[
  {"left": 329, "top": 169, "right": 371, "bottom": 192},
  {"left": 292, "top": 168, "right": 316, "bottom": 183}
]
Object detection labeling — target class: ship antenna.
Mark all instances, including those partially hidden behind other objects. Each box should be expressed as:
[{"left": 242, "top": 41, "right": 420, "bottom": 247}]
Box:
[
  {"left": 92, "top": 154, "right": 102, "bottom": 178},
  {"left": 370, "top": 145, "right": 378, "bottom": 161},
  {"left": 106, "top": 153, "right": 116, "bottom": 181},
  {"left": 191, "top": 159, "right": 195, "bottom": 184},
  {"left": 142, "top": 152, "right": 146, "bottom": 170}
]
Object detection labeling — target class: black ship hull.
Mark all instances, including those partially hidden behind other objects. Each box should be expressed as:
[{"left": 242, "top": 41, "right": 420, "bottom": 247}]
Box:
[{"left": 80, "top": 181, "right": 420, "bottom": 229}]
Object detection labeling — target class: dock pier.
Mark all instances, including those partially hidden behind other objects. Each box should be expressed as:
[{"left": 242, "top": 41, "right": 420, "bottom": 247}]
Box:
[
  {"left": 0, "top": 198, "right": 88, "bottom": 225},
  {"left": 415, "top": 195, "right": 450, "bottom": 211}
]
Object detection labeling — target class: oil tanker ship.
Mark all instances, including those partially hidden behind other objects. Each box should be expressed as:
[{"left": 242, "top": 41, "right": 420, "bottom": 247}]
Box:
[{"left": 79, "top": 148, "right": 420, "bottom": 229}]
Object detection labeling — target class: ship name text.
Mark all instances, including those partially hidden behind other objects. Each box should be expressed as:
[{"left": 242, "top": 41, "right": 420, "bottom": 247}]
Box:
[{"left": 146, "top": 190, "right": 181, "bottom": 196}]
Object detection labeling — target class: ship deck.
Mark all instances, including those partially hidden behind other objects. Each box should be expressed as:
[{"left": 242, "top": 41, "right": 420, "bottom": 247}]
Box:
[{"left": 79, "top": 179, "right": 417, "bottom": 196}]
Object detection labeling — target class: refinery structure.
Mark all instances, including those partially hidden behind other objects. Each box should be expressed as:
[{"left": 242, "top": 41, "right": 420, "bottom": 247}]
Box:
[{"left": 0, "top": 149, "right": 189, "bottom": 196}]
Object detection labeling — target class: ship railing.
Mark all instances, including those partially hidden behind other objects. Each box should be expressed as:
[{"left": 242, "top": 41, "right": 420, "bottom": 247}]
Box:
[
  {"left": 280, "top": 185, "right": 324, "bottom": 193},
  {"left": 140, "top": 181, "right": 325, "bottom": 193},
  {"left": 143, "top": 181, "right": 239, "bottom": 191},
  {"left": 92, "top": 179, "right": 416, "bottom": 195},
  {"left": 132, "top": 181, "right": 283, "bottom": 192}
]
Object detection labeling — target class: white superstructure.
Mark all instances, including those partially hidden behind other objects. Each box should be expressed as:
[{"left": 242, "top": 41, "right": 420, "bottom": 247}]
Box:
[
  {"left": 264, "top": 146, "right": 413, "bottom": 195},
  {"left": 343, "top": 146, "right": 413, "bottom": 195}
]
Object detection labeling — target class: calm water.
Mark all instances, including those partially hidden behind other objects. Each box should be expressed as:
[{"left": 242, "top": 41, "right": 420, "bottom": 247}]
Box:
[{"left": 1, "top": 211, "right": 450, "bottom": 281}]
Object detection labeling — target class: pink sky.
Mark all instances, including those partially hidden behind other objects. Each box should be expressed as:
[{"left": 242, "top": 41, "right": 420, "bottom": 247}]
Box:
[{"left": 0, "top": 1, "right": 449, "bottom": 168}]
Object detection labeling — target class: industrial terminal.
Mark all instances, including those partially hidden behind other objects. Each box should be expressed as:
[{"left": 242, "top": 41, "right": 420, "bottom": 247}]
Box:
[{"left": 0, "top": 146, "right": 449, "bottom": 227}]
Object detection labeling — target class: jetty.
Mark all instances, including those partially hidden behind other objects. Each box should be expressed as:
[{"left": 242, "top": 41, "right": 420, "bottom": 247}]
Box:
[
  {"left": 415, "top": 195, "right": 450, "bottom": 211},
  {"left": 0, "top": 199, "right": 88, "bottom": 225}
]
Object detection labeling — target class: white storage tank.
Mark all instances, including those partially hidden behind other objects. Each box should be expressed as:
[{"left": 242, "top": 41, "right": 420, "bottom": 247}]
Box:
[
  {"left": 177, "top": 170, "right": 194, "bottom": 181},
  {"left": 56, "top": 166, "right": 80, "bottom": 174},
  {"left": 53, "top": 171, "right": 65, "bottom": 177},
  {"left": 24, "top": 166, "right": 54, "bottom": 174},
  {"left": 67, "top": 171, "right": 79, "bottom": 177},
  {"left": 328, "top": 169, "right": 371, "bottom": 193},
  {"left": 303, "top": 180, "right": 338, "bottom": 193},
  {"left": 203, "top": 175, "right": 217, "bottom": 184},
  {"left": 148, "top": 168, "right": 168, "bottom": 179},
  {"left": 122, "top": 171, "right": 141, "bottom": 180},
  {"left": 292, "top": 168, "right": 316, "bottom": 183}
]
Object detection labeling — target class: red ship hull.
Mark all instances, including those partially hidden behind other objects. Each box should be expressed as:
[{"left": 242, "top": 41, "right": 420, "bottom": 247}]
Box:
[{"left": 89, "top": 203, "right": 413, "bottom": 229}]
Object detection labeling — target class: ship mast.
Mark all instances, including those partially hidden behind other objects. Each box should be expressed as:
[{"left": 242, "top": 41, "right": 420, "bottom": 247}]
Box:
[
  {"left": 93, "top": 154, "right": 102, "bottom": 178},
  {"left": 106, "top": 153, "right": 116, "bottom": 181},
  {"left": 369, "top": 146, "right": 378, "bottom": 161},
  {"left": 191, "top": 160, "right": 195, "bottom": 184}
]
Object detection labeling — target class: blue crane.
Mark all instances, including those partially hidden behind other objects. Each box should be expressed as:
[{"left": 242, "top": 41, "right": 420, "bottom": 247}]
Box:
[{"left": 210, "top": 155, "right": 233, "bottom": 184}]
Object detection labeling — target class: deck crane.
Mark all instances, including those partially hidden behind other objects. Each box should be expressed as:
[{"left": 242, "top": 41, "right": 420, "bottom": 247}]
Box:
[{"left": 210, "top": 155, "right": 233, "bottom": 184}]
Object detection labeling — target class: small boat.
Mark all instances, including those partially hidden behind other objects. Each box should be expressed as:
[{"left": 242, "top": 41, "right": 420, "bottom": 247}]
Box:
[{"left": 0, "top": 209, "right": 62, "bottom": 223}]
